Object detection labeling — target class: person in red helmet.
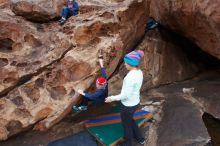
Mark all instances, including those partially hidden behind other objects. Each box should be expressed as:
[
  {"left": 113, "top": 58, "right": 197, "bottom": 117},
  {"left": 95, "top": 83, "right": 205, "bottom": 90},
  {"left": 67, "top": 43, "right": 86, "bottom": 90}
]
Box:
[{"left": 73, "top": 58, "right": 108, "bottom": 112}]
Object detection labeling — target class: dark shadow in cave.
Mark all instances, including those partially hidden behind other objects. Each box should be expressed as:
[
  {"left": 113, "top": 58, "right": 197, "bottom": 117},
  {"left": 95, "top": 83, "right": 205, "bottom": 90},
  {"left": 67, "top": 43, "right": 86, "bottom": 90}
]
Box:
[
  {"left": 202, "top": 112, "right": 220, "bottom": 146},
  {"left": 158, "top": 26, "right": 220, "bottom": 71}
]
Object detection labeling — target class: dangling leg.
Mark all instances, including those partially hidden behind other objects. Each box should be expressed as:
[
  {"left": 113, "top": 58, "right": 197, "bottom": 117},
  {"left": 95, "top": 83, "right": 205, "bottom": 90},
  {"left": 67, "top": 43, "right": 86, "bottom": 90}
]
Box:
[{"left": 72, "top": 97, "right": 89, "bottom": 112}]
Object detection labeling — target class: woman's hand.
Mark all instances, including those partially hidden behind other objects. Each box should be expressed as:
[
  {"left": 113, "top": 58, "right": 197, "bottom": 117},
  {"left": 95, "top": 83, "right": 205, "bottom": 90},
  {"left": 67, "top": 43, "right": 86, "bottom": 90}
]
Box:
[{"left": 105, "top": 96, "right": 113, "bottom": 103}]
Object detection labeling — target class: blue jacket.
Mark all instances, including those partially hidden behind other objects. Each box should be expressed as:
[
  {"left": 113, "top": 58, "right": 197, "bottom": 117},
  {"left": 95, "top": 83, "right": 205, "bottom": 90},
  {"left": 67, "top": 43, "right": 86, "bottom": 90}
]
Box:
[
  {"left": 84, "top": 68, "right": 108, "bottom": 103},
  {"left": 67, "top": 1, "right": 79, "bottom": 15}
]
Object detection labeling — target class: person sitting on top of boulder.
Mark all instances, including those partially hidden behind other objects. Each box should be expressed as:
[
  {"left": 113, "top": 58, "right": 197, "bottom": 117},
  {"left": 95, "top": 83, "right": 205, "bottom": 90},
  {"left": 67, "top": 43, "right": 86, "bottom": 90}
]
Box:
[
  {"left": 59, "top": 0, "right": 79, "bottom": 26},
  {"left": 73, "top": 56, "right": 108, "bottom": 112}
]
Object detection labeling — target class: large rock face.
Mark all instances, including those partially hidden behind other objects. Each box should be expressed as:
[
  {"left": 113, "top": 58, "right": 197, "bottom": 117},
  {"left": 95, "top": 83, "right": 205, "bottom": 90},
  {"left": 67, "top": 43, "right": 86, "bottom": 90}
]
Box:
[
  {"left": 0, "top": 10, "right": 71, "bottom": 95},
  {"left": 148, "top": 0, "right": 220, "bottom": 59},
  {"left": 0, "top": 0, "right": 10, "bottom": 8},
  {"left": 0, "top": 0, "right": 148, "bottom": 141}
]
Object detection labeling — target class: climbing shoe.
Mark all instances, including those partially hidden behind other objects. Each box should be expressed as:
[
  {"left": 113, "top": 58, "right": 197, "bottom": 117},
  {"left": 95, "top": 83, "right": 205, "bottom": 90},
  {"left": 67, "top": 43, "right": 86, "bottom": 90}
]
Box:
[{"left": 72, "top": 105, "right": 87, "bottom": 112}]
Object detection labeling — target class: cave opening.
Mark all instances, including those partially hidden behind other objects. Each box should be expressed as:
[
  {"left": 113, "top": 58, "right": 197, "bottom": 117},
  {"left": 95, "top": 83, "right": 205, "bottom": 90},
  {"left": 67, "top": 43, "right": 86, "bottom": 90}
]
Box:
[{"left": 159, "top": 27, "right": 220, "bottom": 72}]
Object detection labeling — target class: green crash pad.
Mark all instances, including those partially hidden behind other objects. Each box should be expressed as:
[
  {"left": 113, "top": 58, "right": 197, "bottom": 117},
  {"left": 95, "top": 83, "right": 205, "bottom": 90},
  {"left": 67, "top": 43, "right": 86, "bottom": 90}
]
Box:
[{"left": 85, "top": 109, "right": 152, "bottom": 146}]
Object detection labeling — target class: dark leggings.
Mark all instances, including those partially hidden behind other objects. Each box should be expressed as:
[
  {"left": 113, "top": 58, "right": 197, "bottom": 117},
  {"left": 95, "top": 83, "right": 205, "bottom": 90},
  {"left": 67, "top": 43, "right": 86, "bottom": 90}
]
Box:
[
  {"left": 79, "top": 97, "right": 90, "bottom": 106},
  {"left": 120, "top": 104, "right": 144, "bottom": 146},
  {"left": 79, "top": 97, "right": 103, "bottom": 106}
]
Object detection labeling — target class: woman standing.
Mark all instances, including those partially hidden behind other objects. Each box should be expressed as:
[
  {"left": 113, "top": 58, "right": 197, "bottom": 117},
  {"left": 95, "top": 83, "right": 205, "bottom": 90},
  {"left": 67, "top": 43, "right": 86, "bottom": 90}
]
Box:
[{"left": 105, "top": 50, "right": 145, "bottom": 146}]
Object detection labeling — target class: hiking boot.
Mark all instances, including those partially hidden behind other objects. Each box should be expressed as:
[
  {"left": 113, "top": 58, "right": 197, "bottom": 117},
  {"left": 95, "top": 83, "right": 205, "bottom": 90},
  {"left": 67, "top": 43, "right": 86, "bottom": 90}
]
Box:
[
  {"left": 59, "top": 18, "right": 66, "bottom": 26},
  {"left": 72, "top": 105, "right": 87, "bottom": 112}
]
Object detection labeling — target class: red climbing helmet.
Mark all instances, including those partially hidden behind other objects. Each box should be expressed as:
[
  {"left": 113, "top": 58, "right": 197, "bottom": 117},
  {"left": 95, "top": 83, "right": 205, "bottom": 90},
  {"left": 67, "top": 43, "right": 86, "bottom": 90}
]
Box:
[{"left": 96, "top": 77, "right": 106, "bottom": 86}]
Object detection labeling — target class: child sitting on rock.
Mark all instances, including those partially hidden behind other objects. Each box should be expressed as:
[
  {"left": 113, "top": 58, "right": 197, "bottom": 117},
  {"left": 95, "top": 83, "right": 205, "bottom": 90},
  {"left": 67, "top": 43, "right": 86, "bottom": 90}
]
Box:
[
  {"left": 73, "top": 57, "right": 108, "bottom": 112},
  {"left": 59, "top": 0, "right": 79, "bottom": 26}
]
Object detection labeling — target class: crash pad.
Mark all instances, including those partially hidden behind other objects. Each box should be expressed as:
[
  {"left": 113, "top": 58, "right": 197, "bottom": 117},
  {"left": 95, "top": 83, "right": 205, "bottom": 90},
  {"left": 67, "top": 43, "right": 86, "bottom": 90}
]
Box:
[{"left": 85, "top": 109, "right": 152, "bottom": 146}]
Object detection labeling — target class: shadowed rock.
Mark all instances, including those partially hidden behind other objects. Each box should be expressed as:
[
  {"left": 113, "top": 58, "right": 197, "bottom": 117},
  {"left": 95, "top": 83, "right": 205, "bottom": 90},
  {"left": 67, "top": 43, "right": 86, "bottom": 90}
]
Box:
[{"left": 203, "top": 112, "right": 220, "bottom": 146}]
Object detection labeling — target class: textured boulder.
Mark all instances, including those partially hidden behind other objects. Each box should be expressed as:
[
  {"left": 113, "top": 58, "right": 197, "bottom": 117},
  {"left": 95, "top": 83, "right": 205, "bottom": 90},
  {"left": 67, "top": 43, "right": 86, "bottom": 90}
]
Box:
[
  {"left": 0, "top": 10, "right": 72, "bottom": 95},
  {"left": 148, "top": 0, "right": 220, "bottom": 59},
  {"left": 10, "top": 0, "right": 126, "bottom": 22},
  {"left": 11, "top": 0, "right": 66, "bottom": 22},
  {"left": 0, "top": 0, "right": 10, "bottom": 8},
  {"left": 0, "top": 0, "right": 148, "bottom": 140}
]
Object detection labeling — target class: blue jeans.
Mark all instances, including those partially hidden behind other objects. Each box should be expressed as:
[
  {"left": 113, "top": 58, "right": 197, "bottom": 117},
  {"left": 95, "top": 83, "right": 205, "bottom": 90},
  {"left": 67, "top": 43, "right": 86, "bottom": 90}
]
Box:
[{"left": 61, "top": 6, "right": 78, "bottom": 18}]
